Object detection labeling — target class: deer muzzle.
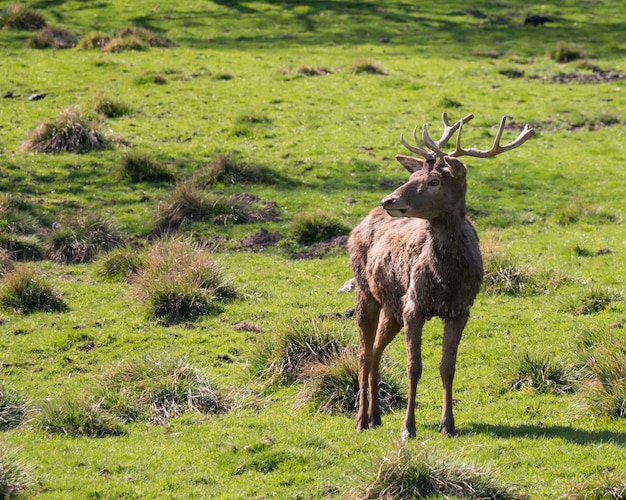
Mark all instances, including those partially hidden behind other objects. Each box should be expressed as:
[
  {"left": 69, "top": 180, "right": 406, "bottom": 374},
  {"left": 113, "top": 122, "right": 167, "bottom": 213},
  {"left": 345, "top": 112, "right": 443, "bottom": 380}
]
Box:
[{"left": 381, "top": 196, "right": 407, "bottom": 216}]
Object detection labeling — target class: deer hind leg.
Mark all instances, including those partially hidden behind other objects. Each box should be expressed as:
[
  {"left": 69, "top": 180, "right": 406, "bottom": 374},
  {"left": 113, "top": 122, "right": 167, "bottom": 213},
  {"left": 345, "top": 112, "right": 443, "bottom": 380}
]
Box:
[
  {"left": 368, "top": 308, "right": 401, "bottom": 429},
  {"left": 402, "top": 315, "right": 426, "bottom": 440},
  {"left": 355, "top": 291, "right": 381, "bottom": 432},
  {"left": 439, "top": 313, "right": 469, "bottom": 437}
]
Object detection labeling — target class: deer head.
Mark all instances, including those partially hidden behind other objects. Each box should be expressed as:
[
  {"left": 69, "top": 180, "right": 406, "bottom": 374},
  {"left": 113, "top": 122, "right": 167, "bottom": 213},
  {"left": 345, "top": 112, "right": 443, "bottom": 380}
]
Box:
[{"left": 382, "top": 113, "right": 535, "bottom": 220}]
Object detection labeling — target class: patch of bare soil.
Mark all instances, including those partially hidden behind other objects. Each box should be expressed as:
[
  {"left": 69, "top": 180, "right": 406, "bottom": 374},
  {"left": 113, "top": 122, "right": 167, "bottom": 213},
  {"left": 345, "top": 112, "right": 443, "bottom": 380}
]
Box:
[
  {"left": 288, "top": 235, "right": 349, "bottom": 259},
  {"left": 535, "top": 71, "right": 626, "bottom": 84},
  {"left": 238, "top": 228, "right": 281, "bottom": 251}
]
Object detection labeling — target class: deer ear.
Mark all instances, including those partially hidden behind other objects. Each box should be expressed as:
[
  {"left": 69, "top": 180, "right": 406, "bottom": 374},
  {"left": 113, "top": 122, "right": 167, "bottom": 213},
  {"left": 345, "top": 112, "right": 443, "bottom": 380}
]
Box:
[
  {"left": 442, "top": 156, "right": 466, "bottom": 178},
  {"left": 395, "top": 155, "right": 426, "bottom": 174}
]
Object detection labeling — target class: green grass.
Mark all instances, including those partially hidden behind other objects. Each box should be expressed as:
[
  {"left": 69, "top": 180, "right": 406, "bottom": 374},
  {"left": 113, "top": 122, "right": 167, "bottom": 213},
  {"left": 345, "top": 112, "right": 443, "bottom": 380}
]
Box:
[{"left": 0, "top": 0, "right": 625, "bottom": 498}]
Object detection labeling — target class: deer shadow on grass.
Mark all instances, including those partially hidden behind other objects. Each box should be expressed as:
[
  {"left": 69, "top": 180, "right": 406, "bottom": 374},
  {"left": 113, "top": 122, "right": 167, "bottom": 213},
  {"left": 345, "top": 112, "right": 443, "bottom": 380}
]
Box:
[{"left": 465, "top": 422, "right": 626, "bottom": 447}]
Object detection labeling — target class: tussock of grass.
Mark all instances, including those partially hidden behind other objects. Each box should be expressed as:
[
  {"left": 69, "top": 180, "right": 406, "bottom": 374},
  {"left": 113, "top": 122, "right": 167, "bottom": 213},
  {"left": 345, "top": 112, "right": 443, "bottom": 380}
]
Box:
[
  {"left": 154, "top": 181, "right": 208, "bottom": 232},
  {"left": 549, "top": 42, "right": 587, "bottom": 63},
  {"left": 120, "top": 151, "right": 175, "bottom": 183},
  {"left": 482, "top": 254, "right": 537, "bottom": 297},
  {"left": 0, "top": 387, "right": 28, "bottom": 430},
  {"left": 196, "top": 155, "right": 283, "bottom": 186},
  {"left": 349, "top": 445, "right": 526, "bottom": 500},
  {"left": 565, "top": 471, "right": 626, "bottom": 499},
  {"left": 291, "top": 211, "right": 350, "bottom": 246},
  {"left": 28, "top": 26, "right": 76, "bottom": 49},
  {"left": 0, "top": 445, "right": 32, "bottom": 498},
  {"left": 93, "top": 356, "right": 227, "bottom": 424},
  {"left": 1, "top": 4, "right": 46, "bottom": 30},
  {"left": 351, "top": 58, "right": 387, "bottom": 75},
  {"left": 98, "top": 246, "right": 145, "bottom": 282},
  {"left": 46, "top": 212, "right": 125, "bottom": 264},
  {"left": 0, "top": 266, "right": 67, "bottom": 314},
  {"left": 504, "top": 350, "right": 576, "bottom": 395},
  {"left": 36, "top": 399, "right": 126, "bottom": 437},
  {"left": 0, "top": 233, "right": 45, "bottom": 261},
  {"left": 303, "top": 350, "right": 405, "bottom": 416},
  {"left": 562, "top": 288, "right": 621, "bottom": 316},
  {"left": 251, "top": 318, "right": 351, "bottom": 384},
  {"left": 296, "top": 65, "right": 331, "bottom": 76},
  {"left": 21, "top": 106, "right": 108, "bottom": 154},
  {"left": 0, "top": 194, "right": 44, "bottom": 235},
  {"left": 0, "top": 248, "right": 14, "bottom": 276},
  {"left": 92, "top": 92, "right": 133, "bottom": 118},
  {"left": 155, "top": 181, "right": 278, "bottom": 233},
  {"left": 0, "top": 195, "right": 46, "bottom": 261},
  {"left": 132, "top": 237, "right": 236, "bottom": 322},
  {"left": 580, "top": 336, "right": 626, "bottom": 418},
  {"left": 80, "top": 26, "right": 173, "bottom": 52}
]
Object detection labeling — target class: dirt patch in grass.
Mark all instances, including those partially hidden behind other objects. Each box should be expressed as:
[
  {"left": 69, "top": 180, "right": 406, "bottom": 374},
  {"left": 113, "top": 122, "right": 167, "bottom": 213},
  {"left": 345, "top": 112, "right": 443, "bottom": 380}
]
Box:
[
  {"left": 238, "top": 228, "right": 281, "bottom": 251},
  {"left": 530, "top": 71, "right": 626, "bottom": 85},
  {"left": 288, "top": 235, "right": 348, "bottom": 259}
]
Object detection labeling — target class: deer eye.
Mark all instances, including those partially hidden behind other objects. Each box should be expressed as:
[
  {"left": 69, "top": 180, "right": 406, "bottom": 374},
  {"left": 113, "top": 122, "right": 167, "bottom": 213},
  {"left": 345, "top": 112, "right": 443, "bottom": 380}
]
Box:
[{"left": 428, "top": 179, "right": 440, "bottom": 187}]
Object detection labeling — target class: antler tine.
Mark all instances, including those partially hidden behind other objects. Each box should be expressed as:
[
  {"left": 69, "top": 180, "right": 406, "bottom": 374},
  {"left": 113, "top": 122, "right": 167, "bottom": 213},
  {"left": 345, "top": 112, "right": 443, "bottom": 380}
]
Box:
[
  {"left": 400, "top": 126, "right": 435, "bottom": 160},
  {"left": 422, "top": 112, "right": 475, "bottom": 156},
  {"left": 449, "top": 116, "right": 536, "bottom": 158}
]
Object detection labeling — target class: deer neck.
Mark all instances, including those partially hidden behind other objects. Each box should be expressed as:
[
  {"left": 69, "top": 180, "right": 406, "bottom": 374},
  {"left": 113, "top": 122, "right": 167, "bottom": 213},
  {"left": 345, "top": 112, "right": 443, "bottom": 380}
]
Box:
[{"left": 426, "top": 211, "right": 468, "bottom": 255}]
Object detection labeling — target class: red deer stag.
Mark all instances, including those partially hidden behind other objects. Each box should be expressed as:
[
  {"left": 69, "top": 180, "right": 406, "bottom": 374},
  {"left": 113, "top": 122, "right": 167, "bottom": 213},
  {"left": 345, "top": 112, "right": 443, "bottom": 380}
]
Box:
[{"left": 348, "top": 112, "right": 535, "bottom": 438}]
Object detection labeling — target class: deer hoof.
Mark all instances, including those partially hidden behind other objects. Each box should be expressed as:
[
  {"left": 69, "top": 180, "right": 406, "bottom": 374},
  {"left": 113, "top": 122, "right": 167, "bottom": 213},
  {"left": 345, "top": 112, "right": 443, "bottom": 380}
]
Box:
[
  {"left": 401, "top": 427, "right": 415, "bottom": 440},
  {"left": 439, "top": 425, "right": 457, "bottom": 437}
]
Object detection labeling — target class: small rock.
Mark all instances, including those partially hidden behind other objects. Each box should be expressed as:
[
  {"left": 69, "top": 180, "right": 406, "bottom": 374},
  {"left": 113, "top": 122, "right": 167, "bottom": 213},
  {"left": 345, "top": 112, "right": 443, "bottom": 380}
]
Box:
[{"left": 337, "top": 278, "right": 355, "bottom": 294}]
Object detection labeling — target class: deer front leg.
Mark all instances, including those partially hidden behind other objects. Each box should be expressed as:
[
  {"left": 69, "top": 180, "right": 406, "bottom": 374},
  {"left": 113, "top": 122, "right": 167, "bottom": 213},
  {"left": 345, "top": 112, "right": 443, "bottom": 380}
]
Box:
[
  {"left": 368, "top": 308, "right": 402, "bottom": 429},
  {"left": 402, "top": 315, "right": 425, "bottom": 440},
  {"left": 355, "top": 294, "right": 381, "bottom": 432},
  {"left": 439, "top": 313, "right": 469, "bottom": 437}
]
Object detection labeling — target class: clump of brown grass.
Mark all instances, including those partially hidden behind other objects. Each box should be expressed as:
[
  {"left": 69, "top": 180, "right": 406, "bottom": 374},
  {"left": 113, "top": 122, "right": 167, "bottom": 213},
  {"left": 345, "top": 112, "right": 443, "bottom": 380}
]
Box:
[
  {"left": 348, "top": 445, "right": 527, "bottom": 500},
  {"left": 155, "top": 181, "right": 278, "bottom": 233},
  {"left": 132, "top": 237, "right": 236, "bottom": 322},
  {"left": 21, "top": 106, "right": 108, "bottom": 154},
  {"left": 0, "top": 265, "right": 67, "bottom": 314},
  {"left": 579, "top": 335, "right": 626, "bottom": 418},
  {"left": 92, "top": 356, "right": 227, "bottom": 424},
  {"left": 46, "top": 212, "right": 125, "bottom": 264},
  {"left": 80, "top": 26, "right": 173, "bottom": 52},
  {"left": 1, "top": 4, "right": 46, "bottom": 30},
  {"left": 28, "top": 26, "right": 76, "bottom": 49},
  {"left": 351, "top": 58, "right": 387, "bottom": 75},
  {"left": 196, "top": 155, "right": 282, "bottom": 186}
]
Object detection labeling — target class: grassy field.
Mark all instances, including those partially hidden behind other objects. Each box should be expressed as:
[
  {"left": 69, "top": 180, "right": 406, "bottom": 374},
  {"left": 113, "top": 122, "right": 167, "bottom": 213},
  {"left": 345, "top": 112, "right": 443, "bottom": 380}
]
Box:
[{"left": 1, "top": 1, "right": 625, "bottom": 498}]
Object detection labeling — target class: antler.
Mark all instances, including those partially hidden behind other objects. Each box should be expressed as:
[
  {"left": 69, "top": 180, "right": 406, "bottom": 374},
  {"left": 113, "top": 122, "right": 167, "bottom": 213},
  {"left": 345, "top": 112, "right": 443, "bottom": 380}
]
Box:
[
  {"left": 400, "top": 113, "right": 535, "bottom": 159},
  {"left": 400, "top": 112, "right": 474, "bottom": 160},
  {"left": 447, "top": 116, "right": 536, "bottom": 158}
]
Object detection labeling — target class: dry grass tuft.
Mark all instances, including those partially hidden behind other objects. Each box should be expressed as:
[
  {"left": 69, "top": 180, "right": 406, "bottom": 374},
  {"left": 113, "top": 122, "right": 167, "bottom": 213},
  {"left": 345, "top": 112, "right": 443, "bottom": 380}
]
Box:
[
  {"left": 21, "top": 106, "right": 108, "bottom": 154},
  {"left": 348, "top": 445, "right": 527, "bottom": 499},
  {"left": 132, "top": 237, "right": 236, "bottom": 322},
  {"left": 80, "top": 26, "right": 173, "bottom": 52},
  {"left": 28, "top": 26, "right": 76, "bottom": 49},
  {"left": 93, "top": 356, "right": 227, "bottom": 424},
  {"left": 1, "top": 3, "right": 46, "bottom": 30},
  {"left": 46, "top": 212, "right": 125, "bottom": 264},
  {"left": 0, "top": 265, "right": 67, "bottom": 314}
]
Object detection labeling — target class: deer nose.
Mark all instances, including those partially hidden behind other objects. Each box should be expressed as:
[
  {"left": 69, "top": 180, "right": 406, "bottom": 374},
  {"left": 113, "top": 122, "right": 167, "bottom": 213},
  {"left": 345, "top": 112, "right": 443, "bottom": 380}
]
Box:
[{"left": 381, "top": 196, "right": 396, "bottom": 209}]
